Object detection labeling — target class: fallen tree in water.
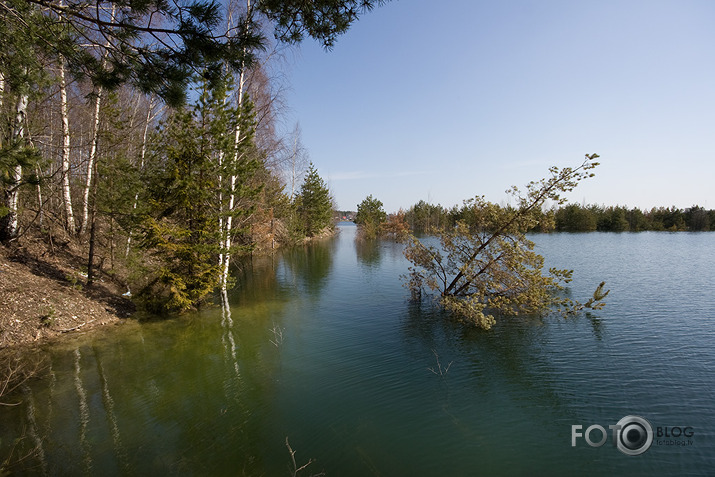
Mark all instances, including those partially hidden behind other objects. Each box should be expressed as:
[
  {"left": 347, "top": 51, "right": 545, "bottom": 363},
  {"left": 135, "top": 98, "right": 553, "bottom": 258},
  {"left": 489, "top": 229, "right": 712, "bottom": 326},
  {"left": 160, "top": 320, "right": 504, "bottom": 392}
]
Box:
[{"left": 403, "top": 154, "right": 609, "bottom": 329}]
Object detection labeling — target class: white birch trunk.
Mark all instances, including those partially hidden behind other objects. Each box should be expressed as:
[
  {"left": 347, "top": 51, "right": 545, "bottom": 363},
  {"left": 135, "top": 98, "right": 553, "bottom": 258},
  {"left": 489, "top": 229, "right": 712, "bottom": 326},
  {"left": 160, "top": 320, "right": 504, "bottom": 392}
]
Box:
[
  {"left": 125, "top": 96, "right": 155, "bottom": 256},
  {"left": 0, "top": 70, "right": 5, "bottom": 113},
  {"left": 79, "top": 88, "right": 102, "bottom": 235},
  {"left": 217, "top": 152, "right": 225, "bottom": 270},
  {"left": 4, "top": 92, "right": 29, "bottom": 239},
  {"left": 79, "top": 5, "right": 114, "bottom": 235},
  {"left": 35, "top": 164, "right": 44, "bottom": 228},
  {"left": 219, "top": 0, "right": 251, "bottom": 290},
  {"left": 59, "top": 55, "right": 76, "bottom": 232},
  {"left": 220, "top": 68, "right": 246, "bottom": 289}
]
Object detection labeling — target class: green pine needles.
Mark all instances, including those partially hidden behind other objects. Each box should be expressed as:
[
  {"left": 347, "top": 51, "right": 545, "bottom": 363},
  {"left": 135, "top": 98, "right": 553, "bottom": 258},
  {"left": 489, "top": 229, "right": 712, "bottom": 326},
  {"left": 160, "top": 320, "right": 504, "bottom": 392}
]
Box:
[
  {"left": 355, "top": 194, "right": 387, "bottom": 240},
  {"left": 297, "top": 163, "right": 333, "bottom": 237},
  {"left": 137, "top": 76, "right": 260, "bottom": 312}
]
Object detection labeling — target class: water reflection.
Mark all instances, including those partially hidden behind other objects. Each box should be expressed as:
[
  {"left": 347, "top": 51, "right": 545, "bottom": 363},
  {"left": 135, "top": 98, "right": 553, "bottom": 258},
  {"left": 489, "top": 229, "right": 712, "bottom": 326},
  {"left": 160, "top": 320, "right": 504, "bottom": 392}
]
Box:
[
  {"left": 229, "top": 254, "right": 281, "bottom": 304},
  {"left": 220, "top": 288, "right": 240, "bottom": 381},
  {"left": 402, "top": 299, "right": 567, "bottom": 408},
  {"left": 92, "top": 345, "right": 130, "bottom": 474},
  {"left": 280, "top": 239, "right": 336, "bottom": 296},
  {"left": 584, "top": 312, "right": 604, "bottom": 341},
  {"left": 0, "top": 307, "right": 289, "bottom": 475},
  {"left": 20, "top": 384, "right": 46, "bottom": 475},
  {"left": 355, "top": 238, "right": 381, "bottom": 268},
  {"left": 1, "top": 231, "right": 714, "bottom": 475},
  {"left": 74, "top": 348, "right": 92, "bottom": 474}
]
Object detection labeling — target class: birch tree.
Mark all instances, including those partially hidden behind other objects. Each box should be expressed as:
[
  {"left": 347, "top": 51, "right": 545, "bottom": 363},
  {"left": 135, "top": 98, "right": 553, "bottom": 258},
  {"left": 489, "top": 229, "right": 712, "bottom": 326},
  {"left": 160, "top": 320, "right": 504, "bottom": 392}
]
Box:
[
  {"left": 138, "top": 76, "right": 259, "bottom": 311},
  {"left": 0, "top": 2, "right": 44, "bottom": 241},
  {"left": 78, "top": 5, "right": 115, "bottom": 235},
  {"left": 58, "top": 54, "right": 76, "bottom": 232},
  {"left": 78, "top": 89, "right": 103, "bottom": 235},
  {"left": 2, "top": 93, "right": 28, "bottom": 240},
  {"left": 218, "top": 70, "right": 262, "bottom": 290},
  {"left": 217, "top": 0, "right": 251, "bottom": 290},
  {"left": 285, "top": 122, "right": 309, "bottom": 199}
]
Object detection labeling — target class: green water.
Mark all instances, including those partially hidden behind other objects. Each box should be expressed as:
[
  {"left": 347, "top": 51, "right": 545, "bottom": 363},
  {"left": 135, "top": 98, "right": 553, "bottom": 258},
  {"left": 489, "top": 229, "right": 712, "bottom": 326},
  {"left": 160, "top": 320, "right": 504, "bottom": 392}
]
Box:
[{"left": 1, "top": 225, "right": 714, "bottom": 475}]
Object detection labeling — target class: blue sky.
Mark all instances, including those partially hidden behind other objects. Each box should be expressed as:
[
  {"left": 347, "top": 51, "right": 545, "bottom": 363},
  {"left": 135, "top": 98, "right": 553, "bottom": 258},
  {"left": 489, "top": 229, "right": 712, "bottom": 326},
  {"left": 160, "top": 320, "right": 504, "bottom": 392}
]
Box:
[{"left": 281, "top": 0, "right": 715, "bottom": 213}]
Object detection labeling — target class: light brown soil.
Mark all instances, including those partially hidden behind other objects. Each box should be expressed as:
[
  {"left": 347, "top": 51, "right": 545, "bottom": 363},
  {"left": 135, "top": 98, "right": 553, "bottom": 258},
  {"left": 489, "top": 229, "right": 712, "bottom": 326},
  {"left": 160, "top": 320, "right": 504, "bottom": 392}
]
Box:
[{"left": 0, "top": 232, "right": 135, "bottom": 350}]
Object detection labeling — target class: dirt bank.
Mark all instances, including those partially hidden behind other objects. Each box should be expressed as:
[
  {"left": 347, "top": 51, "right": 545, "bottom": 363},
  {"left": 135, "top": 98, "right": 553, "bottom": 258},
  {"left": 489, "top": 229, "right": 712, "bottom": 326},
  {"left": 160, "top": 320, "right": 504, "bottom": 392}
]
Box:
[{"left": 0, "top": 235, "right": 135, "bottom": 350}]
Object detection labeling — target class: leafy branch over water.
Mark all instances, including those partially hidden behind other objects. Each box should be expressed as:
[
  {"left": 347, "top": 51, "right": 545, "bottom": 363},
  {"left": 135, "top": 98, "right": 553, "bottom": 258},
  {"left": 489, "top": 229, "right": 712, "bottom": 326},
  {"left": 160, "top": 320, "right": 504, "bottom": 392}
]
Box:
[{"left": 403, "top": 154, "right": 609, "bottom": 329}]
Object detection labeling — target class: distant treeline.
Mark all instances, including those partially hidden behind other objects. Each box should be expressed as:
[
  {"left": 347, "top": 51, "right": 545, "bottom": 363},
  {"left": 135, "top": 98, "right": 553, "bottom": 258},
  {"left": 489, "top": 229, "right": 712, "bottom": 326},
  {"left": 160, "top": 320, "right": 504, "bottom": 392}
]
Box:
[{"left": 402, "top": 200, "right": 714, "bottom": 233}]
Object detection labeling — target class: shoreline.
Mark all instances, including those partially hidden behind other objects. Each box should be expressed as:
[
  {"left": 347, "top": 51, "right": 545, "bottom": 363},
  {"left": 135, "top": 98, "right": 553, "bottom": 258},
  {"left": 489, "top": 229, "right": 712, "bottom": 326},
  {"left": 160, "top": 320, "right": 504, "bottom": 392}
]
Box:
[
  {"left": 0, "top": 241, "right": 134, "bottom": 351},
  {"left": 0, "top": 225, "right": 339, "bottom": 351}
]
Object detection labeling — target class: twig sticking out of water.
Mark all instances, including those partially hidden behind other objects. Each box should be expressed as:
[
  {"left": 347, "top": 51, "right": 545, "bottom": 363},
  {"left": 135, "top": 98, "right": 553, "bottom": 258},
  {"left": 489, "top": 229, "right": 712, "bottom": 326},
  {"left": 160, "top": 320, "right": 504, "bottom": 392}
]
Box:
[
  {"left": 286, "top": 437, "right": 324, "bottom": 477},
  {"left": 1, "top": 352, "right": 45, "bottom": 406},
  {"left": 270, "top": 323, "right": 284, "bottom": 347},
  {"left": 427, "top": 349, "right": 453, "bottom": 377}
]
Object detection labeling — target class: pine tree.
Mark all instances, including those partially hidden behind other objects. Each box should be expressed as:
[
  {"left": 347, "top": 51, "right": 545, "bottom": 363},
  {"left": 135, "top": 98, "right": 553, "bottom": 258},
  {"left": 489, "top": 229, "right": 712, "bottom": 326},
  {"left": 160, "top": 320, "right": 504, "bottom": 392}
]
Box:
[
  {"left": 298, "top": 163, "right": 333, "bottom": 237},
  {"left": 138, "top": 101, "right": 222, "bottom": 312},
  {"left": 0, "top": 0, "right": 387, "bottom": 243},
  {"left": 355, "top": 194, "right": 387, "bottom": 239},
  {"left": 4, "top": 0, "right": 387, "bottom": 106},
  {"left": 137, "top": 76, "right": 260, "bottom": 311}
]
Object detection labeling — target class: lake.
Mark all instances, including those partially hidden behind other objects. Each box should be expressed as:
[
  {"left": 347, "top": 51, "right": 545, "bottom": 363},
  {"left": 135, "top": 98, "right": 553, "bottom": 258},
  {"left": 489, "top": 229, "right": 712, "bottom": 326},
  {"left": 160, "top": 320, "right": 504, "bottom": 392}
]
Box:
[{"left": 1, "top": 224, "right": 714, "bottom": 476}]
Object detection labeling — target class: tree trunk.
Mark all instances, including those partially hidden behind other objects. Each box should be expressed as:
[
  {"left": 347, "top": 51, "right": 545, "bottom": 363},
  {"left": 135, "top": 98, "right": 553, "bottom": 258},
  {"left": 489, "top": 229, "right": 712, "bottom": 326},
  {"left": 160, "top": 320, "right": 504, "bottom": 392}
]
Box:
[
  {"left": 79, "top": 88, "right": 102, "bottom": 235},
  {"left": 125, "top": 96, "right": 155, "bottom": 256},
  {"left": 0, "top": 70, "right": 5, "bottom": 113},
  {"left": 220, "top": 66, "right": 247, "bottom": 289},
  {"left": 79, "top": 5, "right": 114, "bottom": 235},
  {"left": 86, "top": 210, "right": 97, "bottom": 286},
  {"left": 86, "top": 160, "right": 99, "bottom": 286},
  {"left": 219, "top": 0, "right": 251, "bottom": 290},
  {"left": 35, "top": 164, "right": 44, "bottom": 228},
  {"left": 1, "top": 92, "right": 29, "bottom": 241},
  {"left": 59, "top": 55, "right": 76, "bottom": 233}
]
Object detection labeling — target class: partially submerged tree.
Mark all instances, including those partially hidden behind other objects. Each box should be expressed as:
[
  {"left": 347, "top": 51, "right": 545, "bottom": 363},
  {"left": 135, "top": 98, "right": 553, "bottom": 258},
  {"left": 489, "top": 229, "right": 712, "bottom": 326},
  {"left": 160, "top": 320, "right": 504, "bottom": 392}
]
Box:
[
  {"left": 381, "top": 209, "right": 410, "bottom": 241},
  {"left": 403, "top": 154, "right": 609, "bottom": 330},
  {"left": 355, "top": 194, "right": 386, "bottom": 239}
]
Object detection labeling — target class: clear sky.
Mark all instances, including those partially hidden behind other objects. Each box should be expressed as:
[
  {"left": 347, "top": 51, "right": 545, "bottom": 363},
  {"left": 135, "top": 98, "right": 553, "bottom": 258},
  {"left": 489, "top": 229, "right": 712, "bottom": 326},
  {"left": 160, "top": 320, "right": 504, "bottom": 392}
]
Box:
[{"left": 281, "top": 0, "right": 715, "bottom": 213}]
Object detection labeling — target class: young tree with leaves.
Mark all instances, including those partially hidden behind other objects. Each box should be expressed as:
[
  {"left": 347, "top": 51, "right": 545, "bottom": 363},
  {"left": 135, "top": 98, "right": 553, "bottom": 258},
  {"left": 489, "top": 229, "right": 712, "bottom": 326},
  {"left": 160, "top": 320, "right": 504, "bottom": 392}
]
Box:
[
  {"left": 381, "top": 209, "right": 410, "bottom": 241},
  {"left": 404, "top": 154, "right": 609, "bottom": 330}
]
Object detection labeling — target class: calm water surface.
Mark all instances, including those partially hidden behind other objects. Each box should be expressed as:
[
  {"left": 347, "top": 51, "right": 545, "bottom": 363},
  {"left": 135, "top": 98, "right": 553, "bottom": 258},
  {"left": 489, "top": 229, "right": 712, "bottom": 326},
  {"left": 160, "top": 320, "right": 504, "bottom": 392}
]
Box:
[{"left": 1, "top": 225, "right": 714, "bottom": 476}]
